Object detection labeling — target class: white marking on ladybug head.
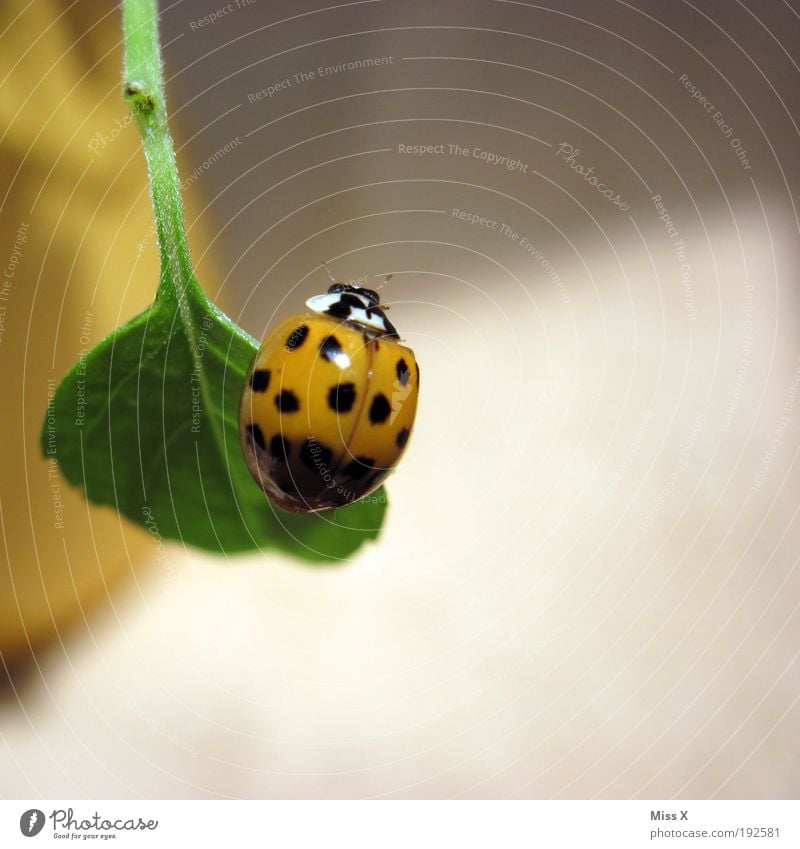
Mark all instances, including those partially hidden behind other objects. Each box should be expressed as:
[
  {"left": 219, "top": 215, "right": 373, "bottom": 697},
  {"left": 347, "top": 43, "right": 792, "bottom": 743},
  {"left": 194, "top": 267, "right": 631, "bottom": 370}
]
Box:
[
  {"left": 305, "top": 288, "right": 399, "bottom": 337},
  {"left": 305, "top": 291, "right": 372, "bottom": 314}
]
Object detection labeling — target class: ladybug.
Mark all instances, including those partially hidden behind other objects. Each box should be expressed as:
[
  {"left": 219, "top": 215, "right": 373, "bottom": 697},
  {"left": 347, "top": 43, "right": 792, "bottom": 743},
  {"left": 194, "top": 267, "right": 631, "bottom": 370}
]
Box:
[{"left": 239, "top": 281, "right": 419, "bottom": 513}]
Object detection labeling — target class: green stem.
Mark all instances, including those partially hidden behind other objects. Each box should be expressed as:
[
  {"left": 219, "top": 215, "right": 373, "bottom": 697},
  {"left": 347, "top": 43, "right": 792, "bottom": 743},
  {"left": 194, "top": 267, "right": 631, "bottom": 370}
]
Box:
[{"left": 121, "top": 0, "right": 194, "bottom": 300}]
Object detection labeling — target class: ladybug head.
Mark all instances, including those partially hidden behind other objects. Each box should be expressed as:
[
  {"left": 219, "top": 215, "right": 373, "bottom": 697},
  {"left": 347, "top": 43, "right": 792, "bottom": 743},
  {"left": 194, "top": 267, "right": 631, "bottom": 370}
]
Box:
[
  {"left": 306, "top": 283, "right": 399, "bottom": 338},
  {"left": 326, "top": 283, "right": 380, "bottom": 306}
]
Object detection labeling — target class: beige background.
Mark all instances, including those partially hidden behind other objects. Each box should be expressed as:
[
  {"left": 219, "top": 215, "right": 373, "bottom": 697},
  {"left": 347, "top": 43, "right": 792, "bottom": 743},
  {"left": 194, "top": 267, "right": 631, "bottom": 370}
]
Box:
[{"left": 1, "top": 0, "right": 799, "bottom": 798}]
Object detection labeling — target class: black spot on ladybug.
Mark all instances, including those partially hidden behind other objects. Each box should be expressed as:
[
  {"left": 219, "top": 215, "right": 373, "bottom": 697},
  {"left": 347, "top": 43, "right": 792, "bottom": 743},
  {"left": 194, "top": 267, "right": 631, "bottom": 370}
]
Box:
[
  {"left": 270, "top": 434, "right": 290, "bottom": 462},
  {"left": 369, "top": 392, "right": 391, "bottom": 424},
  {"left": 326, "top": 293, "right": 362, "bottom": 319},
  {"left": 319, "top": 334, "right": 343, "bottom": 362},
  {"left": 275, "top": 390, "right": 299, "bottom": 412},
  {"left": 249, "top": 368, "right": 271, "bottom": 392},
  {"left": 342, "top": 456, "right": 375, "bottom": 480},
  {"left": 300, "top": 438, "right": 333, "bottom": 472},
  {"left": 396, "top": 358, "right": 410, "bottom": 386},
  {"left": 285, "top": 325, "right": 309, "bottom": 350},
  {"left": 245, "top": 423, "right": 266, "bottom": 450},
  {"left": 396, "top": 427, "right": 410, "bottom": 448},
  {"left": 415, "top": 361, "right": 420, "bottom": 385},
  {"left": 328, "top": 382, "right": 356, "bottom": 413}
]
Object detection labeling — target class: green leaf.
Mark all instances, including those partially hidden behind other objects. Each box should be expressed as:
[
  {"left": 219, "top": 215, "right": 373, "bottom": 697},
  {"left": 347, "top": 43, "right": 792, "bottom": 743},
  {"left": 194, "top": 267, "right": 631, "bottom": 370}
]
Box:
[{"left": 39, "top": 0, "right": 387, "bottom": 560}]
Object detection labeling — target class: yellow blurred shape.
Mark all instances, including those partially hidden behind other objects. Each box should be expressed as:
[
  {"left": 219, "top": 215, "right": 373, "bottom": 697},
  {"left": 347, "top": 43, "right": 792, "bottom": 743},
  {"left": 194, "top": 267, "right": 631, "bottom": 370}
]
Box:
[{"left": 0, "top": 1, "right": 212, "bottom": 658}]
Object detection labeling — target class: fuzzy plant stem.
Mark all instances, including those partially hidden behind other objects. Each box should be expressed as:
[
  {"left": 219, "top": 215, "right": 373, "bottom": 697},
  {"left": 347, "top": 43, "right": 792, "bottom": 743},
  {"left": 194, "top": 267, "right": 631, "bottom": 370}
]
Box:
[{"left": 121, "top": 0, "right": 195, "bottom": 300}]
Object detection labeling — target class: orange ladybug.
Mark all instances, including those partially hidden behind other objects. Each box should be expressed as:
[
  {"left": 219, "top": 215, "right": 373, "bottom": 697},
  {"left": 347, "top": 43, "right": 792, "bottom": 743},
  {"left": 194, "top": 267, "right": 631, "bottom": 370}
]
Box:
[{"left": 239, "top": 282, "right": 419, "bottom": 512}]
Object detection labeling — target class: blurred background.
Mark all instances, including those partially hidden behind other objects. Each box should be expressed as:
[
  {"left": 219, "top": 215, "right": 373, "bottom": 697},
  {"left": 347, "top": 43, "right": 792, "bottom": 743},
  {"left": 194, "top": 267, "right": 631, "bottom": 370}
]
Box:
[{"left": 1, "top": 0, "right": 799, "bottom": 798}]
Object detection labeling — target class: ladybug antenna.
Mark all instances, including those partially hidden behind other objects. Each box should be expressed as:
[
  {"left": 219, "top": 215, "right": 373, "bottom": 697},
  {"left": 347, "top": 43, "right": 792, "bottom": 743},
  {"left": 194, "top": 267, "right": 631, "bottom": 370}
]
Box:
[
  {"left": 320, "top": 260, "right": 337, "bottom": 286},
  {"left": 373, "top": 272, "right": 394, "bottom": 294}
]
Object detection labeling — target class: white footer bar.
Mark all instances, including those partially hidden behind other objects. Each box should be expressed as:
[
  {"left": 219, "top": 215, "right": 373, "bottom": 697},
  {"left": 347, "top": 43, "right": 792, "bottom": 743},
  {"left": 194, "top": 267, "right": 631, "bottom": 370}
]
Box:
[{"left": 2, "top": 800, "right": 797, "bottom": 848}]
